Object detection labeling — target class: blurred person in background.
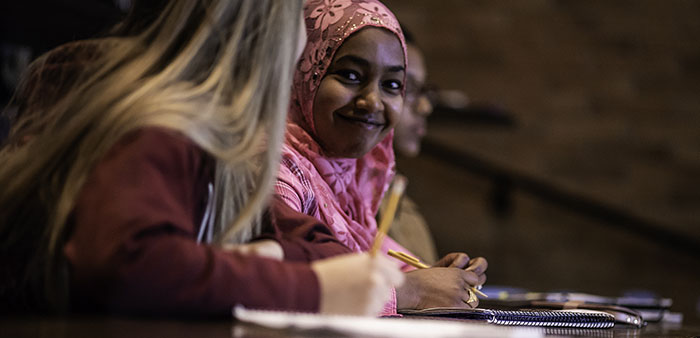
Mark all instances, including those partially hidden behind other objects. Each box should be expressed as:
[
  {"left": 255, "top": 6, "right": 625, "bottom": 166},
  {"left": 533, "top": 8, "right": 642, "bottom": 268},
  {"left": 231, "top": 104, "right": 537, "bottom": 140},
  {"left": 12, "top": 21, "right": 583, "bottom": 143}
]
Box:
[{"left": 384, "top": 26, "right": 439, "bottom": 264}]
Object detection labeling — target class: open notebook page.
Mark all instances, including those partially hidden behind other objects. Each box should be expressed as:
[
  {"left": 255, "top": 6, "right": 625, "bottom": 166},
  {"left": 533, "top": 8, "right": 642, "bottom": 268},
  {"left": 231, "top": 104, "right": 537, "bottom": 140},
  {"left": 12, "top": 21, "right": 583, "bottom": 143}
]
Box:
[{"left": 233, "top": 306, "right": 542, "bottom": 338}]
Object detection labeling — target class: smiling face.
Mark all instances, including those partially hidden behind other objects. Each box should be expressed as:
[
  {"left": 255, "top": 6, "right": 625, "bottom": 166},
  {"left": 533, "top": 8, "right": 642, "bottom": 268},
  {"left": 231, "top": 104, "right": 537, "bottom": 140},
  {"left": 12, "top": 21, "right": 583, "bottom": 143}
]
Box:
[{"left": 312, "top": 27, "right": 405, "bottom": 158}]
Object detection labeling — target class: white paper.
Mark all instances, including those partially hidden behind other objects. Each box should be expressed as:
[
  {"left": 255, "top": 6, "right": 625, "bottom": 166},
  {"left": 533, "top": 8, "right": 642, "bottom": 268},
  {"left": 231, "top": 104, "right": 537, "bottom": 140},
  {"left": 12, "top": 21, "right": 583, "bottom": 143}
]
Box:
[{"left": 233, "top": 306, "right": 542, "bottom": 338}]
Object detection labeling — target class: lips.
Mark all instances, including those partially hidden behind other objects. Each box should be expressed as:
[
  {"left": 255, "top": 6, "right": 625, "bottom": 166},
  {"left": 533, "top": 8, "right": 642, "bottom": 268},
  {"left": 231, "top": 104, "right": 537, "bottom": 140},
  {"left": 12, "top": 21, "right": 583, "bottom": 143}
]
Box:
[{"left": 336, "top": 113, "right": 385, "bottom": 128}]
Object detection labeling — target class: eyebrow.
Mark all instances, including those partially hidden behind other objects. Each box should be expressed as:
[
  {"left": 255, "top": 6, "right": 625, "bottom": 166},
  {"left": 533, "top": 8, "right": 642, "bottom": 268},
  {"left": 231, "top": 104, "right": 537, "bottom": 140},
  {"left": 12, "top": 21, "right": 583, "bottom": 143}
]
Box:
[{"left": 334, "top": 54, "right": 405, "bottom": 73}]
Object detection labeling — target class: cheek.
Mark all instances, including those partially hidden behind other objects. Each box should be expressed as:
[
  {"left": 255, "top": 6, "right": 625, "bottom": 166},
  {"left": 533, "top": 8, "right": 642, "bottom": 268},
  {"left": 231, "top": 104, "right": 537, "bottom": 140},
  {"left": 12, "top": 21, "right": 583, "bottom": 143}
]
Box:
[
  {"left": 313, "top": 82, "right": 341, "bottom": 129},
  {"left": 314, "top": 81, "right": 353, "bottom": 119},
  {"left": 385, "top": 96, "right": 404, "bottom": 128}
]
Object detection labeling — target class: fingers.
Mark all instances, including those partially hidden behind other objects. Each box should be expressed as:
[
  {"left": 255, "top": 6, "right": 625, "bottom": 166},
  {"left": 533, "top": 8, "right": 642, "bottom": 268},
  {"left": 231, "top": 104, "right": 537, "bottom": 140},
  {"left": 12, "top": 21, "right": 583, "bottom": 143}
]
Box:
[
  {"left": 464, "top": 257, "right": 488, "bottom": 275},
  {"left": 373, "top": 254, "right": 405, "bottom": 287},
  {"left": 460, "top": 269, "right": 486, "bottom": 287},
  {"left": 466, "top": 272, "right": 487, "bottom": 287},
  {"left": 454, "top": 288, "right": 478, "bottom": 309},
  {"left": 477, "top": 273, "right": 487, "bottom": 286},
  {"left": 314, "top": 253, "right": 403, "bottom": 316},
  {"left": 457, "top": 272, "right": 482, "bottom": 309},
  {"left": 366, "top": 255, "right": 404, "bottom": 315},
  {"left": 433, "top": 252, "right": 470, "bottom": 269},
  {"left": 464, "top": 291, "right": 479, "bottom": 309},
  {"left": 460, "top": 269, "right": 481, "bottom": 286},
  {"left": 447, "top": 253, "right": 470, "bottom": 269},
  {"left": 367, "top": 271, "right": 392, "bottom": 314},
  {"left": 464, "top": 257, "right": 487, "bottom": 286}
]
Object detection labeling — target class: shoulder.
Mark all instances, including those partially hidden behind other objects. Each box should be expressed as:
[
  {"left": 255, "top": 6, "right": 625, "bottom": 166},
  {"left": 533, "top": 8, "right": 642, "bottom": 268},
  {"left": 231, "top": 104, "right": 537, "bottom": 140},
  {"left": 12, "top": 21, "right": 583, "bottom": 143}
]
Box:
[
  {"left": 112, "top": 127, "right": 200, "bottom": 159},
  {"left": 76, "top": 127, "right": 213, "bottom": 230},
  {"left": 100, "top": 127, "right": 211, "bottom": 184},
  {"left": 16, "top": 40, "right": 103, "bottom": 107},
  {"left": 118, "top": 127, "right": 195, "bottom": 149}
]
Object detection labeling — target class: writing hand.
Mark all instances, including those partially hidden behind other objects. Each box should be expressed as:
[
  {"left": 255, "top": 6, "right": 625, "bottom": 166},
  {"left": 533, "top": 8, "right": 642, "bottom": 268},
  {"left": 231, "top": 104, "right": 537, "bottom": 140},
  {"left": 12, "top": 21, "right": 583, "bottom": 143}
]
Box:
[
  {"left": 432, "top": 252, "right": 488, "bottom": 286},
  {"left": 313, "top": 253, "right": 404, "bottom": 315},
  {"left": 396, "top": 267, "right": 481, "bottom": 310},
  {"left": 465, "top": 256, "right": 488, "bottom": 286},
  {"left": 432, "top": 252, "right": 471, "bottom": 269}
]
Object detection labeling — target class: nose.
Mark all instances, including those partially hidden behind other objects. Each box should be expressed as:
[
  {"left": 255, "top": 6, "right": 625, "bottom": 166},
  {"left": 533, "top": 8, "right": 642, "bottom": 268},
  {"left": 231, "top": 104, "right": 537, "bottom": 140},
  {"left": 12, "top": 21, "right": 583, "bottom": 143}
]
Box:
[{"left": 354, "top": 84, "right": 383, "bottom": 115}]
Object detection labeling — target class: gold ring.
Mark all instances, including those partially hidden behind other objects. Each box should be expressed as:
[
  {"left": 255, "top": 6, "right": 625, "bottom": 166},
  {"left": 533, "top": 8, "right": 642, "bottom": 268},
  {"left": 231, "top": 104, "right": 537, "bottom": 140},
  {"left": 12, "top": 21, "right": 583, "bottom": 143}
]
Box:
[{"left": 466, "top": 289, "right": 477, "bottom": 304}]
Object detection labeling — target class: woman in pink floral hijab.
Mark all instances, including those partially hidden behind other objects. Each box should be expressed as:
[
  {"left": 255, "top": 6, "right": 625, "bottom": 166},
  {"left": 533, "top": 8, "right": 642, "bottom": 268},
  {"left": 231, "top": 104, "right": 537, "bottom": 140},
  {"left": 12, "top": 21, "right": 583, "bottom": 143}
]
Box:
[
  {"left": 281, "top": 0, "right": 404, "bottom": 253},
  {"left": 276, "top": 0, "right": 488, "bottom": 315}
]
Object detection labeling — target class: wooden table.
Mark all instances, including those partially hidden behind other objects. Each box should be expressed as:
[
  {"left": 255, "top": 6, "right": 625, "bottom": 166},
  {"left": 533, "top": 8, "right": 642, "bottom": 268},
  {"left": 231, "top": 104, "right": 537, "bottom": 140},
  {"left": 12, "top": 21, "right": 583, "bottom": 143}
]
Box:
[{"left": 3, "top": 315, "right": 699, "bottom": 338}]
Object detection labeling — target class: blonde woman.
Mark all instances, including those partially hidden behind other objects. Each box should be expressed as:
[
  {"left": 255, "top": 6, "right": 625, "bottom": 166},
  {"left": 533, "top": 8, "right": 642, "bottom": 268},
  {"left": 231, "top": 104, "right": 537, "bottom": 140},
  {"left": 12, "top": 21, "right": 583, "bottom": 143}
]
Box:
[{"left": 0, "top": 0, "right": 402, "bottom": 316}]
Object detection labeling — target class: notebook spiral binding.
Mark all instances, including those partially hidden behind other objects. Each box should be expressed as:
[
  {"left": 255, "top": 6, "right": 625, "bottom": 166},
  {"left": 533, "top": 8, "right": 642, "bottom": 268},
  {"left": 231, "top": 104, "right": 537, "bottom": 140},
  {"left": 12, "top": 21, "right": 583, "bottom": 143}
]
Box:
[
  {"left": 488, "top": 309, "right": 615, "bottom": 329},
  {"left": 543, "top": 327, "right": 614, "bottom": 338}
]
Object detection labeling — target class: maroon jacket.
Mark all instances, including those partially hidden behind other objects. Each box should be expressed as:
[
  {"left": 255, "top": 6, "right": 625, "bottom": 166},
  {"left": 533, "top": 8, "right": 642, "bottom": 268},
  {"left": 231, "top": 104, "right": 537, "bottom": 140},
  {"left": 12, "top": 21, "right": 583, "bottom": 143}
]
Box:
[
  {"left": 65, "top": 127, "right": 351, "bottom": 316},
  {"left": 5, "top": 41, "right": 352, "bottom": 316}
]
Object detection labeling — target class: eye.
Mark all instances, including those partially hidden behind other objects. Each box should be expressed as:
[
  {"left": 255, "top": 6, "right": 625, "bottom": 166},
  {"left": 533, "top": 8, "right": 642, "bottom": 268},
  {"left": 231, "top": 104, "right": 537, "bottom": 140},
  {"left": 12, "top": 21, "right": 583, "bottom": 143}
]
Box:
[
  {"left": 383, "top": 79, "right": 403, "bottom": 92},
  {"left": 335, "top": 69, "right": 361, "bottom": 83}
]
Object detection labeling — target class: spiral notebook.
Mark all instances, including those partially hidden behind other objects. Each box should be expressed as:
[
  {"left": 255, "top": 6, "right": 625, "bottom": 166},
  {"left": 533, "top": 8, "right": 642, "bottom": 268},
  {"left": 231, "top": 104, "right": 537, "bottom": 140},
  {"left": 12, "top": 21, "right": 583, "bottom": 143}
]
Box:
[
  {"left": 480, "top": 289, "right": 669, "bottom": 324},
  {"left": 399, "top": 307, "right": 616, "bottom": 329}
]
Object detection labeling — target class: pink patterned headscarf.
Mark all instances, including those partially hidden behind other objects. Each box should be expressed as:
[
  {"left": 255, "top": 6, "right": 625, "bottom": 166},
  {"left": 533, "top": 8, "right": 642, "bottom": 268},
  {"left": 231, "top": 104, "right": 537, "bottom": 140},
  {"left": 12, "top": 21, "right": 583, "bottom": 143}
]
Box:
[{"left": 276, "top": 0, "right": 407, "bottom": 252}]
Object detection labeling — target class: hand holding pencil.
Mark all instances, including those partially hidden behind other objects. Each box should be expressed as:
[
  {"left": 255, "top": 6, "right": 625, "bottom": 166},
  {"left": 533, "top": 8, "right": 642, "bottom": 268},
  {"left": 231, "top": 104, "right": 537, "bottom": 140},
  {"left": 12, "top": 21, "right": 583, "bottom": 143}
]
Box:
[
  {"left": 313, "top": 176, "right": 408, "bottom": 316},
  {"left": 312, "top": 252, "right": 404, "bottom": 316},
  {"left": 389, "top": 250, "right": 488, "bottom": 302},
  {"left": 433, "top": 252, "right": 489, "bottom": 287},
  {"left": 369, "top": 174, "right": 489, "bottom": 310}
]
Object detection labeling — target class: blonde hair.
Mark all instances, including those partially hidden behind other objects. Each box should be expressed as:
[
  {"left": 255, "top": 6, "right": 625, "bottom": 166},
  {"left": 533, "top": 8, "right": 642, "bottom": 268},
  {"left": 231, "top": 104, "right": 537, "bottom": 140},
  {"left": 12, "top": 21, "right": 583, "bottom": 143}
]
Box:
[{"left": 0, "top": 0, "right": 303, "bottom": 310}]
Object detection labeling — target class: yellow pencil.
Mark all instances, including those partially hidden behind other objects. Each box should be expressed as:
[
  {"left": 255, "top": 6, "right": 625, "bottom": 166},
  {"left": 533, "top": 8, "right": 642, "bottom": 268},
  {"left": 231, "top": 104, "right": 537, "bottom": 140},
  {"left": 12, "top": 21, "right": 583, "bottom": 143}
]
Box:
[
  {"left": 387, "top": 249, "right": 430, "bottom": 269},
  {"left": 387, "top": 249, "right": 488, "bottom": 299},
  {"left": 369, "top": 175, "right": 407, "bottom": 256}
]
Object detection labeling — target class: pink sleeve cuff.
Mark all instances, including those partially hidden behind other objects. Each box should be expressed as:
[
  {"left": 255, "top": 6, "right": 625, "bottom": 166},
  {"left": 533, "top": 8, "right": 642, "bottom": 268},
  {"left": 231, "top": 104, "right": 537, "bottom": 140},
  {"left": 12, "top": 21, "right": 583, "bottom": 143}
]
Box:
[{"left": 379, "top": 287, "right": 401, "bottom": 317}]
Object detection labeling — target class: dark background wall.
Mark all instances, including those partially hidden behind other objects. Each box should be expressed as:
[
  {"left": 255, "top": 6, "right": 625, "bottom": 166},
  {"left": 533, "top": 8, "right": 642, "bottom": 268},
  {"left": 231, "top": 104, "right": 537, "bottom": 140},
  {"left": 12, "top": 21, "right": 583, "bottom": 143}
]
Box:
[
  {"left": 0, "top": 0, "right": 125, "bottom": 140},
  {"left": 384, "top": 0, "right": 700, "bottom": 324}
]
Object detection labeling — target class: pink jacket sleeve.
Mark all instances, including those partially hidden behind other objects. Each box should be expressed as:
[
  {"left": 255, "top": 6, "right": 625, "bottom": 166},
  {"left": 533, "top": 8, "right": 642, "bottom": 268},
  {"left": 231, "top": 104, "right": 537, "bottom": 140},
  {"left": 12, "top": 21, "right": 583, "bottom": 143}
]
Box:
[{"left": 378, "top": 236, "right": 419, "bottom": 316}]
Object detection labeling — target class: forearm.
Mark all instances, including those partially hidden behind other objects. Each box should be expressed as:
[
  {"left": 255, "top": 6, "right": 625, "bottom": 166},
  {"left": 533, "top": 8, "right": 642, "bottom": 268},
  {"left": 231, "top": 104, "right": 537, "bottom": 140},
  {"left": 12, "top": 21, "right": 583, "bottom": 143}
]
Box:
[
  {"left": 66, "top": 232, "right": 320, "bottom": 316},
  {"left": 260, "top": 196, "right": 352, "bottom": 262}
]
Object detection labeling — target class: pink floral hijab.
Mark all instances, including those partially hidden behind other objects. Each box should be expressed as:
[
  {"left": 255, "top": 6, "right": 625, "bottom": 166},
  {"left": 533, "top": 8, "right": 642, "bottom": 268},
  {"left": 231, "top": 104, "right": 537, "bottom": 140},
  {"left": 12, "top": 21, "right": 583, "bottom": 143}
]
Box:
[{"left": 276, "top": 0, "right": 407, "bottom": 252}]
